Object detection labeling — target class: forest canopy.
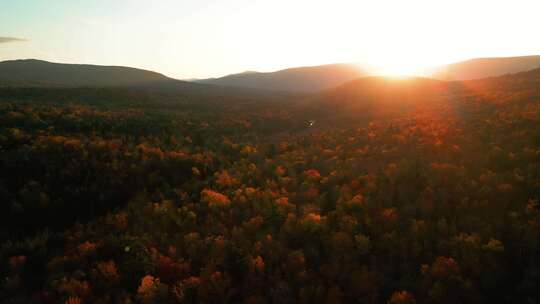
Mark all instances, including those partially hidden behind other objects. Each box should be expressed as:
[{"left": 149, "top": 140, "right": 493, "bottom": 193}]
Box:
[{"left": 1, "top": 70, "right": 540, "bottom": 303}]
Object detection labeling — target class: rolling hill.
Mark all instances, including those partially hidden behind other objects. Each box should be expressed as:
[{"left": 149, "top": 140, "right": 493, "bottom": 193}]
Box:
[
  {"left": 193, "top": 63, "right": 368, "bottom": 92},
  {"left": 193, "top": 56, "right": 540, "bottom": 92},
  {"left": 297, "top": 77, "right": 450, "bottom": 125},
  {"left": 4, "top": 56, "right": 540, "bottom": 95},
  {"left": 0, "top": 59, "right": 297, "bottom": 106},
  {"left": 0, "top": 59, "right": 181, "bottom": 87},
  {"left": 428, "top": 55, "right": 540, "bottom": 80},
  {"left": 294, "top": 67, "right": 540, "bottom": 129}
]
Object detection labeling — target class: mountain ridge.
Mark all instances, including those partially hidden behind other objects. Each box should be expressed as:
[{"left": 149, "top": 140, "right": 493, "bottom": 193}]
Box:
[
  {"left": 194, "top": 55, "right": 540, "bottom": 92},
  {"left": 0, "top": 59, "right": 176, "bottom": 87},
  {"left": 427, "top": 55, "right": 540, "bottom": 80},
  {"left": 193, "top": 63, "right": 368, "bottom": 92},
  {"left": 3, "top": 56, "right": 540, "bottom": 94}
]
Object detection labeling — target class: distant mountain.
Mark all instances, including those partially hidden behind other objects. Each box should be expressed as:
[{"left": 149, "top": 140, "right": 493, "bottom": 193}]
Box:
[
  {"left": 193, "top": 64, "right": 368, "bottom": 92},
  {"left": 0, "top": 59, "right": 184, "bottom": 87},
  {"left": 0, "top": 59, "right": 298, "bottom": 106},
  {"left": 194, "top": 56, "right": 540, "bottom": 92},
  {"left": 4, "top": 56, "right": 540, "bottom": 97},
  {"left": 428, "top": 55, "right": 540, "bottom": 80}
]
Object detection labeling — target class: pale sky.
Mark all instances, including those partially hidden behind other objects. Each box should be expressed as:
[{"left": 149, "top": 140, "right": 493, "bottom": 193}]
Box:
[{"left": 1, "top": 0, "right": 539, "bottom": 79}]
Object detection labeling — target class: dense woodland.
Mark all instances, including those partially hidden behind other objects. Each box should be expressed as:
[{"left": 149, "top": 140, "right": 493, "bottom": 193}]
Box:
[{"left": 0, "top": 70, "right": 540, "bottom": 304}]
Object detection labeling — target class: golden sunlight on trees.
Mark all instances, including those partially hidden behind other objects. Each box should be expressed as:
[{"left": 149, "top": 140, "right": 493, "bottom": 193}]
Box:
[{"left": 1, "top": 72, "right": 540, "bottom": 304}]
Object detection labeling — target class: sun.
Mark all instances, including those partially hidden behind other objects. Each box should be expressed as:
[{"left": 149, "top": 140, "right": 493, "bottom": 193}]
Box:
[
  {"left": 374, "top": 62, "right": 421, "bottom": 77},
  {"left": 382, "top": 66, "right": 417, "bottom": 77},
  {"left": 360, "top": 54, "right": 434, "bottom": 78}
]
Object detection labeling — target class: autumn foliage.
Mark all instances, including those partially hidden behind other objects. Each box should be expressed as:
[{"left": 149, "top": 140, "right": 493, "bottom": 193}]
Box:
[{"left": 1, "top": 72, "right": 540, "bottom": 303}]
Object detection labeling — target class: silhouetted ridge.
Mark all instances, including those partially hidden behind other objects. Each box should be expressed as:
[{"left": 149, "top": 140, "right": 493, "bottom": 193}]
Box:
[
  {"left": 194, "top": 63, "right": 368, "bottom": 92},
  {"left": 0, "top": 59, "right": 173, "bottom": 87}
]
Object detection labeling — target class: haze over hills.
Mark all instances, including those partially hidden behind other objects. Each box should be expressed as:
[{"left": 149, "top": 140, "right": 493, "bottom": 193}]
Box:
[
  {"left": 297, "top": 77, "right": 450, "bottom": 125},
  {"left": 298, "top": 67, "right": 540, "bottom": 128},
  {"left": 428, "top": 55, "right": 540, "bottom": 80},
  {"left": 193, "top": 63, "right": 369, "bottom": 92},
  {"left": 319, "top": 66, "right": 540, "bottom": 109},
  {"left": 194, "top": 55, "right": 540, "bottom": 92},
  {"left": 320, "top": 76, "right": 449, "bottom": 103},
  {"left": 2, "top": 56, "right": 540, "bottom": 96}
]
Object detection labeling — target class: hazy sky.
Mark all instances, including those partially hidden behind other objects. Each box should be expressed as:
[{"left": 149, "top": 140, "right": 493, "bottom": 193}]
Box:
[{"left": 1, "top": 0, "right": 540, "bottom": 79}]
